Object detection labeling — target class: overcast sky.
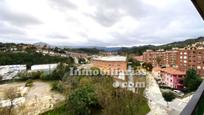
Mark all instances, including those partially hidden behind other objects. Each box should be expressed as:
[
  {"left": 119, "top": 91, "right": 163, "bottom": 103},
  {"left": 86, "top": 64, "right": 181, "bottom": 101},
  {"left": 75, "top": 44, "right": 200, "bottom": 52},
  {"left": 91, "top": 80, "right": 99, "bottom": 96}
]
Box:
[{"left": 0, "top": 0, "right": 204, "bottom": 47}]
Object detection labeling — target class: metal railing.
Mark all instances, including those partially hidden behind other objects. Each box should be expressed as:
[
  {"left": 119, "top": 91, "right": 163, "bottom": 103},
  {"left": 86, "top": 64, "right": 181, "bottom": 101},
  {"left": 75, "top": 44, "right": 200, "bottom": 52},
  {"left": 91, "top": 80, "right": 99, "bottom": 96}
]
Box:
[{"left": 180, "top": 81, "right": 204, "bottom": 115}]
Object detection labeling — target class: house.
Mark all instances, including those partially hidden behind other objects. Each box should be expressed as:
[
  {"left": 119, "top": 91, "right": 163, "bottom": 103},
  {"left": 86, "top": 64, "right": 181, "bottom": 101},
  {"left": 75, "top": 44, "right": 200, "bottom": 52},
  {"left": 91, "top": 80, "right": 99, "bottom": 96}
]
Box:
[
  {"left": 160, "top": 67, "right": 185, "bottom": 89},
  {"left": 134, "top": 56, "right": 144, "bottom": 62}
]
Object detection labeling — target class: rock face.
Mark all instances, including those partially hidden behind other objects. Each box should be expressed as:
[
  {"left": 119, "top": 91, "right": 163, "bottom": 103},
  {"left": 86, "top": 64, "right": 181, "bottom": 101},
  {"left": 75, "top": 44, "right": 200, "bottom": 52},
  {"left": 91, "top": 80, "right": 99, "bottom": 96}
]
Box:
[
  {"left": 0, "top": 81, "right": 65, "bottom": 115},
  {"left": 0, "top": 97, "right": 26, "bottom": 108}
]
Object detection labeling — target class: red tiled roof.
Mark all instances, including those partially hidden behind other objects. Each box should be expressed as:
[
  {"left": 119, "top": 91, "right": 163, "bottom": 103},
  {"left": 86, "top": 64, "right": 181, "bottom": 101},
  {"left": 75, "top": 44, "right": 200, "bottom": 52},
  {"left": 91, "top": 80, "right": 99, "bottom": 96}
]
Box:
[
  {"left": 152, "top": 66, "right": 162, "bottom": 72},
  {"left": 161, "top": 67, "right": 185, "bottom": 75},
  {"left": 134, "top": 56, "right": 144, "bottom": 62}
]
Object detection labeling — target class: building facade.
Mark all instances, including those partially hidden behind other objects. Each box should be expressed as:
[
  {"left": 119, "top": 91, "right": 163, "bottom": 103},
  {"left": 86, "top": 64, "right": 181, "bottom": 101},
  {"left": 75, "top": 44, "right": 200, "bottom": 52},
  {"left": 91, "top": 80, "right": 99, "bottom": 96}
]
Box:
[
  {"left": 160, "top": 67, "right": 185, "bottom": 89},
  {"left": 143, "top": 48, "right": 204, "bottom": 76},
  {"left": 92, "top": 56, "right": 127, "bottom": 73},
  {"left": 143, "top": 50, "right": 178, "bottom": 67},
  {"left": 178, "top": 48, "right": 204, "bottom": 76}
]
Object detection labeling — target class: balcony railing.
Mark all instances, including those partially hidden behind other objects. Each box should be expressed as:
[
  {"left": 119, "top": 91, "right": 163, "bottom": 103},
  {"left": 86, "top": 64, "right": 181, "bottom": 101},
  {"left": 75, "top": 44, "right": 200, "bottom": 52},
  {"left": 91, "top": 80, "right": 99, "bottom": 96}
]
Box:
[{"left": 180, "top": 81, "right": 204, "bottom": 115}]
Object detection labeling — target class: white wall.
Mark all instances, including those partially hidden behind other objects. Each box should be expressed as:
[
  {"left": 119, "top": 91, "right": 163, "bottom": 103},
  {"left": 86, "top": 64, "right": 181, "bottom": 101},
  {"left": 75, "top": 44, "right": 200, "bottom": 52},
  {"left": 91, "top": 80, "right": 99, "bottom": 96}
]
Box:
[{"left": 31, "top": 64, "right": 58, "bottom": 71}]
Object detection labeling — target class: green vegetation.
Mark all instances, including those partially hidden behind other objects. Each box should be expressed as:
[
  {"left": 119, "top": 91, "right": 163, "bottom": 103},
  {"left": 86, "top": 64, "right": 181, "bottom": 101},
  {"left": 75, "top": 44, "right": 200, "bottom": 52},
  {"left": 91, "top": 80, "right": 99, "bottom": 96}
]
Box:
[
  {"left": 184, "top": 68, "right": 203, "bottom": 91},
  {"left": 25, "top": 79, "right": 33, "bottom": 87},
  {"left": 64, "top": 48, "right": 101, "bottom": 55},
  {"left": 142, "top": 62, "right": 153, "bottom": 71},
  {"left": 17, "top": 71, "right": 42, "bottom": 81},
  {"left": 43, "top": 76, "right": 150, "bottom": 115},
  {"left": 0, "top": 52, "right": 74, "bottom": 68},
  {"left": 118, "top": 37, "right": 204, "bottom": 55},
  {"left": 78, "top": 58, "right": 87, "bottom": 64},
  {"left": 51, "top": 81, "right": 64, "bottom": 93},
  {"left": 67, "top": 85, "right": 99, "bottom": 115},
  {"left": 155, "top": 56, "right": 162, "bottom": 66},
  {"left": 128, "top": 57, "right": 141, "bottom": 70},
  {"left": 162, "top": 92, "right": 176, "bottom": 107}
]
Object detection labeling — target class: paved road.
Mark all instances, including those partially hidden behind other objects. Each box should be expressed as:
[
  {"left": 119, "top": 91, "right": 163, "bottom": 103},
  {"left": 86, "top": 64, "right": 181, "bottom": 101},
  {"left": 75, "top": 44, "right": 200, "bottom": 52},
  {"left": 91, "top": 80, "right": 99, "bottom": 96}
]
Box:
[
  {"left": 145, "top": 73, "right": 168, "bottom": 115},
  {"left": 145, "top": 73, "right": 192, "bottom": 115}
]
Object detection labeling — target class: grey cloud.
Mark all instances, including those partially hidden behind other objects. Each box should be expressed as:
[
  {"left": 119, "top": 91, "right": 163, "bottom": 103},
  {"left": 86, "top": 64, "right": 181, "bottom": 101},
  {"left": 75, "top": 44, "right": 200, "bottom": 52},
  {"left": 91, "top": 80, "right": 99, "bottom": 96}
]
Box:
[
  {"left": 48, "top": 34, "right": 69, "bottom": 39},
  {"left": 49, "top": 0, "right": 77, "bottom": 10},
  {"left": 86, "top": 0, "right": 154, "bottom": 27},
  {"left": 86, "top": 8, "right": 124, "bottom": 27},
  {"left": 0, "top": 22, "right": 24, "bottom": 35},
  {"left": 0, "top": 9, "right": 42, "bottom": 26}
]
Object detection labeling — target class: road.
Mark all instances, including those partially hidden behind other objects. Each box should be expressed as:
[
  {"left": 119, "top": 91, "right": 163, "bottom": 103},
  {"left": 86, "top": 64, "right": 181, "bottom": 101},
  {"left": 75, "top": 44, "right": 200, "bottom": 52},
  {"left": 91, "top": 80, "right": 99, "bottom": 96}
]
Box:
[{"left": 145, "top": 73, "right": 192, "bottom": 115}]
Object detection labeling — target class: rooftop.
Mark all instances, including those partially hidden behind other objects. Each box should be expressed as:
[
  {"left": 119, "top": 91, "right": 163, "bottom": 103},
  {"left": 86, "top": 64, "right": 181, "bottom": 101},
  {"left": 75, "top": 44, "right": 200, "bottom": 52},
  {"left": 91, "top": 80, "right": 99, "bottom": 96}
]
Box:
[
  {"left": 93, "top": 56, "right": 127, "bottom": 62},
  {"left": 134, "top": 56, "right": 144, "bottom": 62},
  {"left": 152, "top": 66, "right": 162, "bottom": 72},
  {"left": 161, "top": 67, "right": 186, "bottom": 75}
]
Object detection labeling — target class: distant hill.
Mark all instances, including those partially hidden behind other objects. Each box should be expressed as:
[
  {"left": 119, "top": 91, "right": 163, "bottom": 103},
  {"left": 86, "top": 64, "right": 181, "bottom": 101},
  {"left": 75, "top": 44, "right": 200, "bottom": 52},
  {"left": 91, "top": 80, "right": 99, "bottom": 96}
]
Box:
[
  {"left": 118, "top": 37, "right": 204, "bottom": 55},
  {"left": 159, "top": 37, "right": 204, "bottom": 49},
  {"left": 33, "top": 42, "right": 56, "bottom": 48},
  {"left": 33, "top": 42, "right": 49, "bottom": 47},
  {"left": 1, "top": 37, "right": 204, "bottom": 55}
]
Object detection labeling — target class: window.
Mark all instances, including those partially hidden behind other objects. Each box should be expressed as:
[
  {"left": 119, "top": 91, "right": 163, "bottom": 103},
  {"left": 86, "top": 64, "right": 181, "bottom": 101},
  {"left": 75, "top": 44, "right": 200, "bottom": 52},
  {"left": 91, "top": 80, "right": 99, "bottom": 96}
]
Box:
[{"left": 197, "top": 66, "right": 201, "bottom": 69}]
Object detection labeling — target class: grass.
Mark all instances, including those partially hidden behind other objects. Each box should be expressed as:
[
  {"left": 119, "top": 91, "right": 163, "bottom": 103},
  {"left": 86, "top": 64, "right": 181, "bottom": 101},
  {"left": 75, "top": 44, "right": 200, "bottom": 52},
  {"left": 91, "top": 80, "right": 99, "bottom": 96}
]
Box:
[
  {"left": 41, "top": 104, "right": 67, "bottom": 115},
  {"left": 42, "top": 76, "right": 150, "bottom": 115}
]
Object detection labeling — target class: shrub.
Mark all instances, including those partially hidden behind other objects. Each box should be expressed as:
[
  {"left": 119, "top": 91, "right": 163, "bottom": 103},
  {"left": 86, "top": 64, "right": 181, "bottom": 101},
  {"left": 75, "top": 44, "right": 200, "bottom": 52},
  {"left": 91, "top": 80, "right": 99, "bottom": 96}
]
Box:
[
  {"left": 40, "top": 73, "right": 52, "bottom": 81},
  {"left": 162, "top": 92, "right": 175, "bottom": 102},
  {"left": 25, "top": 79, "right": 33, "bottom": 87},
  {"left": 51, "top": 81, "right": 64, "bottom": 93},
  {"left": 67, "top": 85, "right": 99, "bottom": 115}
]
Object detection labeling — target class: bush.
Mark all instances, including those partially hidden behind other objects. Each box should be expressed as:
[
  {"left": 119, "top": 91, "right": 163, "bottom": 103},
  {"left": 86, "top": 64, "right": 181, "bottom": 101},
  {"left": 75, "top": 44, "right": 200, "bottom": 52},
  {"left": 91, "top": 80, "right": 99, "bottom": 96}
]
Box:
[
  {"left": 51, "top": 81, "right": 64, "bottom": 93},
  {"left": 40, "top": 73, "right": 52, "bottom": 81},
  {"left": 67, "top": 85, "right": 99, "bottom": 115},
  {"left": 162, "top": 92, "right": 175, "bottom": 102},
  {"left": 16, "top": 71, "right": 42, "bottom": 81},
  {"left": 25, "top": 79, "right": 33, "bottom": 87},
  {"left": 30, "top": 71, "right": 42, "bottom": 79}
]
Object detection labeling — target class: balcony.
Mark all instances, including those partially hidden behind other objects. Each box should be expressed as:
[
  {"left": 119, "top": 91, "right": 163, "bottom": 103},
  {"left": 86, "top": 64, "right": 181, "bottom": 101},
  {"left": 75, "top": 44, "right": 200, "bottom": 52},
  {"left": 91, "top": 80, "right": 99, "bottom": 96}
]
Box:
[{"left": 180, "top": 81, "right": 204, "bottom": 115}]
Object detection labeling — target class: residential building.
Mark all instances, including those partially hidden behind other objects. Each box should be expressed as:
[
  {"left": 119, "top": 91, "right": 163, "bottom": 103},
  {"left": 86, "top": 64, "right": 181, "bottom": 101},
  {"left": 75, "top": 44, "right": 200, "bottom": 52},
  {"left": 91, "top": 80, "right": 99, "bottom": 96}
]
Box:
[
  {"left": 143, "top": 47, "right": 204, "bottom": 76},
  {"left": 143, "top": 50, "right": 178, "bottom": 67},
  {"left": 134, "top": 56, "right": 144, "bottom": 62},
  {"left": 160, "top": 67, "right": 185, "bottom": 89},
  {"left": 178, "top": 47, "right": 204, "bottom": 76}
]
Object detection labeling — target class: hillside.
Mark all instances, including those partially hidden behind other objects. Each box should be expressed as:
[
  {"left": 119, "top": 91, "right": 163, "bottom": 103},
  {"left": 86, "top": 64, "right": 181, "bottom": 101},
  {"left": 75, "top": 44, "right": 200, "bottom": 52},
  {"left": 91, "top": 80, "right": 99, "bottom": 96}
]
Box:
[{"left": 118, "top": 37, "right": 204, "bottom": 55}]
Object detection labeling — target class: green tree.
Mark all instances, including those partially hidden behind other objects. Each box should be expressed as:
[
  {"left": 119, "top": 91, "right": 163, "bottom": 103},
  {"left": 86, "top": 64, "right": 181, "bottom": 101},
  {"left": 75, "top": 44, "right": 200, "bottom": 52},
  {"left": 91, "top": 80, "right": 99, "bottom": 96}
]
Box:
[
  {"left": 142, "top": 62, "right": 153, "bottom": 71},
  {"left": 184, "top": 68, "right": 202, "bottom": 91},
  {"left": 162, "top": 92, "right": 175, "bottom": 107},
  {"left": 128, "top": 57, "right": 141, "bottom": 69},
  {"left": 156, "top": 56, "right": 162, "bottom": 66},
  {"left": 67, "top": 85, "right": 99, "bottom": 115}
]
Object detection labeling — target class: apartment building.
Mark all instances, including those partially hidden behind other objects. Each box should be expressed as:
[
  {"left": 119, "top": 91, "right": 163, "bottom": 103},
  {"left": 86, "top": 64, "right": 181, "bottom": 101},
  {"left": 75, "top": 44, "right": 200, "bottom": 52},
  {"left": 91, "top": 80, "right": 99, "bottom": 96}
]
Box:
[
  {"left": 178, "top": 47, "right": 204, "bottom": 76},
  {"left": 143, "top": 50, "right": 178, "bottom": 67},
  {"left": 143, "top": 47, "right": 204, "bottom": 76}
]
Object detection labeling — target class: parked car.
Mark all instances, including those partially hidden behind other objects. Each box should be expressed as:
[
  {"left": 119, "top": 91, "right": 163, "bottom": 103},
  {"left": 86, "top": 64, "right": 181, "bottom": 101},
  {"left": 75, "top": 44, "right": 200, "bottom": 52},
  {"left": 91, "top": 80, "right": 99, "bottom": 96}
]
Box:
[{"left": 173, "top": 90, "right": 184, "bottom": 97}]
